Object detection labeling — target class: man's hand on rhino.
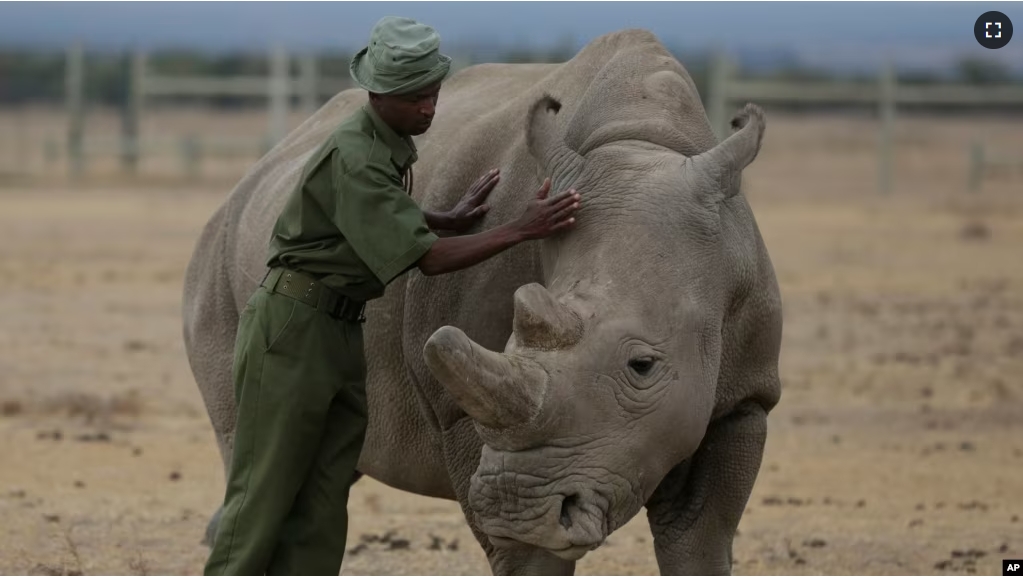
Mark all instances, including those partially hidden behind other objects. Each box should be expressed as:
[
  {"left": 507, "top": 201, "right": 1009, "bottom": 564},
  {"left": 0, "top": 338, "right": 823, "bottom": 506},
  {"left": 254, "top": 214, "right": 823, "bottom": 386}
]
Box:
[
  {"left": 514, "top": 177, "right": 581, "bottom": 240},
  {"left": 447, "top": 168, "right": 500, "bottom": 232}
]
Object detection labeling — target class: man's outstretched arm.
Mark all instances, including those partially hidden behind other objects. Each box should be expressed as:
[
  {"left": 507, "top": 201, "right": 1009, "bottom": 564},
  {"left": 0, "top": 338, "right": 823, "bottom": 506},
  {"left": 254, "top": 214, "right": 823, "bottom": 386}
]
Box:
[{"left": 417, "top": 179, "right": 580, "bottom": 276}]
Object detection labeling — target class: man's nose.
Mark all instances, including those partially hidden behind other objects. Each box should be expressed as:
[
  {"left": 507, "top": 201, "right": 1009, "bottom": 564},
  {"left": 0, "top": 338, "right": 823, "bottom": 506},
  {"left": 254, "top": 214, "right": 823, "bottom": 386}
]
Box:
[{"left": 420, "top": 99, "right": 436, "bottom": 116}]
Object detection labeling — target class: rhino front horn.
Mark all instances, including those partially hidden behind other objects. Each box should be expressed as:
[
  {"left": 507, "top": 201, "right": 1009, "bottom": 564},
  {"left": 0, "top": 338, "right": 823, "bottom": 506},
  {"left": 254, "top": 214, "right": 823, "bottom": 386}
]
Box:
[{"left": 423, "top": 326, "right": 549, "bottom": 429}]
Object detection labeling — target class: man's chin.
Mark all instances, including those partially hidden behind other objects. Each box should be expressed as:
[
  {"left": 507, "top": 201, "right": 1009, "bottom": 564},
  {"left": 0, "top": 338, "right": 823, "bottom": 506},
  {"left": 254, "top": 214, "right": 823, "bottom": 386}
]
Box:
[{"left": 409, "top": 121, "right": 432, "bottom": 136}]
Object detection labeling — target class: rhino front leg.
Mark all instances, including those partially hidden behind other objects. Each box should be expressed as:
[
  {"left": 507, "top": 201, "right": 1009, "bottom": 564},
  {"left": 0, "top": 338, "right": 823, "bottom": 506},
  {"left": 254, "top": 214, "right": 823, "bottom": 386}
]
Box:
[{"left": 644, "top": 402, "right": 768, "bottom": 575}]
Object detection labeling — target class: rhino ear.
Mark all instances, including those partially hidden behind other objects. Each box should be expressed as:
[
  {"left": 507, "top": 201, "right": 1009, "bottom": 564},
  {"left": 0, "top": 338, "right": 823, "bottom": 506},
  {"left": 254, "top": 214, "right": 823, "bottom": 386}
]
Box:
[
  {"left": 526, "top": 95, "right": 584, "bottom": 183},
  {"left": 692, "top": 103, "right": 766, "bottom": 200}
]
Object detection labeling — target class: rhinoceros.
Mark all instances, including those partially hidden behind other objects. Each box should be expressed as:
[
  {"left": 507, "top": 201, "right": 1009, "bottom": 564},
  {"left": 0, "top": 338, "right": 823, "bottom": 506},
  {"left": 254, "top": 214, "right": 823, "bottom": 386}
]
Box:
[{"left": 183, "top": 28, "right": 782, "bottom": 575}]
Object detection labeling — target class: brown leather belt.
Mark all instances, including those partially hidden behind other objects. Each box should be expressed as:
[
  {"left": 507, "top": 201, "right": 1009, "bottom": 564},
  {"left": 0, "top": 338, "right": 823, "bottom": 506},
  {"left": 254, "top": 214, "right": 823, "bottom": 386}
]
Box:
[{"left": 261, "top": 267, "right": 366, "bottom": 323}]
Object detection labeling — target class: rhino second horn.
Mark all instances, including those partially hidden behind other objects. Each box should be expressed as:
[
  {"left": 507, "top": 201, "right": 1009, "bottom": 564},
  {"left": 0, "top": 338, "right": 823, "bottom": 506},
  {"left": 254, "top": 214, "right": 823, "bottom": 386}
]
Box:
[
  {"left": 423, "top": 325, "right": 548, "bottom": 429},
  {"left": 513, "top": 283, "right": 583, "bottom": 351}
]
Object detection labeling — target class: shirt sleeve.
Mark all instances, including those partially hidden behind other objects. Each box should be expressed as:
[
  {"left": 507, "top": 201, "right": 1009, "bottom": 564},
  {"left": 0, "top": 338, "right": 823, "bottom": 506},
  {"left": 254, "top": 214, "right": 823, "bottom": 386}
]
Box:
[{"left": 333, "top": 158, "right": 439, "bottom": 286}]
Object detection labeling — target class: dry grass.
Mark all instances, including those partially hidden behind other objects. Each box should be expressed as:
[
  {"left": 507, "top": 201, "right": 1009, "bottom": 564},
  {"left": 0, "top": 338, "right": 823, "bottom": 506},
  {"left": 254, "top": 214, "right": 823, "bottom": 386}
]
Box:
[
  {"left": 61, "top": 524, "right": 85, "bottom": 576},
  {"left": 37, "top": 390, "right": 145, "bottom": 423},
  {"left": 127, "top": 548, "right": 151, "bottom": 576}
]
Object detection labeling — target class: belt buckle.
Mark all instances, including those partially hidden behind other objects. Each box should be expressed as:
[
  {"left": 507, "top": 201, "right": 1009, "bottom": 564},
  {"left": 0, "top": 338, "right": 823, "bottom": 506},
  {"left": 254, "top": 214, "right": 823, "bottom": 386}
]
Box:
[{"left": 337, "top": 297, "right": 366, "bottom": 323}]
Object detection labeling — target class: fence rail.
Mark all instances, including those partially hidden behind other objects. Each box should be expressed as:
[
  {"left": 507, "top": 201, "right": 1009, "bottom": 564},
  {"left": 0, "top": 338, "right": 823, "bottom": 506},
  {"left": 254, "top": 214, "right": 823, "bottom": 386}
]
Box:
[
  {"left": 64, "top": 45, "right": 357, "bottom": 179},
  {"left": 719, "top": 80, "right": 1023, "bottom": 106},
  {"left": 48, "top": 44, "right": 1023, "bottom": 186},
  {"left": 141, "top": 76, "right": 352, "bottom": 99}
]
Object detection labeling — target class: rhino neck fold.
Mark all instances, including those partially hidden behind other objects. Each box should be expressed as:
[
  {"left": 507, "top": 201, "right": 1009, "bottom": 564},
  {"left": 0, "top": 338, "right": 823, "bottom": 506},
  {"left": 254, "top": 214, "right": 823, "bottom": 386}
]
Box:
[{"left": 549, "top": 153, "right": 585, "bottom": 197}]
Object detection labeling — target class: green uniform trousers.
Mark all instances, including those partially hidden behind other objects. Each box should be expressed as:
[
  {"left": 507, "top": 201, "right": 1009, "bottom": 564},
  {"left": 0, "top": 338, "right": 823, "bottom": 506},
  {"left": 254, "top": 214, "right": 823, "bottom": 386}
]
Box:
[{"left": 204, "top": 285, "right": 367, "bottom": 576}]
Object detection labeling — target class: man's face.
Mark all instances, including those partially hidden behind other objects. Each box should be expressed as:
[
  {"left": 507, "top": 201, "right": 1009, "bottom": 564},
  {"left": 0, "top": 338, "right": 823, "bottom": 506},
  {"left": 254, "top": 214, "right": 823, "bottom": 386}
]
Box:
[{"left": 371, "top": 82, "right": 441, "bottom": 137}]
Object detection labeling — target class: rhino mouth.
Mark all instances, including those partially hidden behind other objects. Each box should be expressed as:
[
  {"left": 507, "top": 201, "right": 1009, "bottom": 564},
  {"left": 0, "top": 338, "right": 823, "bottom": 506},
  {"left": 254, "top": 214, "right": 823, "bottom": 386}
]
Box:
[
  {"left": 488, "top": 535, "right": 602, "bottom": 562},
  {"left": 469, "top": 482, "right": 612, "bottom": 558}
]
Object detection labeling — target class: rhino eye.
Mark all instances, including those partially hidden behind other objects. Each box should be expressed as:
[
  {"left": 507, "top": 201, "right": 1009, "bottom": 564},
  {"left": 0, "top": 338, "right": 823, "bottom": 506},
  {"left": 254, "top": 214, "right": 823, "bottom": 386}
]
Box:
[{"left": 628, "top": 357, "right": 655, "bottom": 376}]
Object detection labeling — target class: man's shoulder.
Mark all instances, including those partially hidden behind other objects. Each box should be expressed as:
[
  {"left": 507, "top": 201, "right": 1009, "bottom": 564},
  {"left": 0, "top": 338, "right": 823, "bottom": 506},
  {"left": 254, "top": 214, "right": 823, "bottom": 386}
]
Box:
[{"left": 328, "top": 108, "right": 391, "bottom": 174}]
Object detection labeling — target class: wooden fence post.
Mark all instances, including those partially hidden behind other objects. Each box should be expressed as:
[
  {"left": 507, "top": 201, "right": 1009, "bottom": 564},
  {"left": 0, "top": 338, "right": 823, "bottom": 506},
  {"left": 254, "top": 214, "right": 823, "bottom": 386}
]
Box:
[
  {"left": 878, "top": 60, "right": 896, "bottom": 195},
  {"left": 968, "top": 141, "right": 985, "bottom": 193},
  {"left": 300, "top": 54, "right": 319, "bottom": 117},
  {"left": 122, "top": 50, "right": 145, "bottom": 174},
  {"left": 181, "top": 135, "right": 200, "bottom": 180},
  {"left": 66, "top": 42, "right": 85, "bottom": 180},
  {"left": 268, "top": 45, "right": 289, "bottom": 146},
  {"left": 707, "top": 51, "right": 733, "bottom": 142}
]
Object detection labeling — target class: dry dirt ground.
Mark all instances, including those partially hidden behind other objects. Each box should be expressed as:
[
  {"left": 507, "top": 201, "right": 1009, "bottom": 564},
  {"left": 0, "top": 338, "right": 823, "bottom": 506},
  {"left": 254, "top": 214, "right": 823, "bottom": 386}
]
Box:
[{"left": 0, "top": 111, "right": 1022, "bottom": 576}]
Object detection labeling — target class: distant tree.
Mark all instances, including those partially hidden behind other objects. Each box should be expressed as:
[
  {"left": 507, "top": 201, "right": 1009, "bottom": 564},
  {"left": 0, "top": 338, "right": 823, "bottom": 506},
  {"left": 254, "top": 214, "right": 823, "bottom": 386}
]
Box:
[
  {"left": 898, "top": 69, "right": 944, "bottom": 85},
  {"left": 766, "top": 66, "right": 831, "bottom": 82},
  {"left": 956, "top": 57, "right": 1012, "bottom": 85},
  {"left": 546, "top": 33, "right": 576, "bottom": 63},
  {"left": 0, "top": 51, "right": 65, "bottom": 104},
  {"left": 3, "top": 46, "right": 1023, "bottom": 107},
  {"left": 317, "top": 52, "right": 354, "bottom": 78}
]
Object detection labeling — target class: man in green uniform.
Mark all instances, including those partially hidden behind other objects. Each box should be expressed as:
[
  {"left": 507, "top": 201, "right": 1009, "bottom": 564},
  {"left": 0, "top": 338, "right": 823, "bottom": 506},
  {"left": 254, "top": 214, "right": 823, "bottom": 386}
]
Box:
[{"left": 203, "top": 16, "right": 582, "bottom": 576}]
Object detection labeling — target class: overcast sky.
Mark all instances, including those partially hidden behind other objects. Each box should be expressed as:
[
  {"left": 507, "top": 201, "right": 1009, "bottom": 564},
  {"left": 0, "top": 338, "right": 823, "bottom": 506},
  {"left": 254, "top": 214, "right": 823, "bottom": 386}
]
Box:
[{"left": 1, "top": 2, "right": 1020, "bottom": 71}]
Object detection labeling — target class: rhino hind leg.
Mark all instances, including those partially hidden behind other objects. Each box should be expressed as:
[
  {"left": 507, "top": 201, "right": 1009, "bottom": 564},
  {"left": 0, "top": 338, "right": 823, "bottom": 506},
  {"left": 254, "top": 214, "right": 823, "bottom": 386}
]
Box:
[
  {"left": 182, "top": 203, "right": 245, "bottom": 547},
  {"left": 644, "top": 402, "right": 768, "bottom": 575}
]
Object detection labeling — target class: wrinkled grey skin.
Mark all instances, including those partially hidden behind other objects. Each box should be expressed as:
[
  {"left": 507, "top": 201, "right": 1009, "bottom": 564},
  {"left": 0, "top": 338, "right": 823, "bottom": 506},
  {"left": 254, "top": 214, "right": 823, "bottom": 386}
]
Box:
[{"left": 183, "top": 29, "right": 781, "bottom": 575}]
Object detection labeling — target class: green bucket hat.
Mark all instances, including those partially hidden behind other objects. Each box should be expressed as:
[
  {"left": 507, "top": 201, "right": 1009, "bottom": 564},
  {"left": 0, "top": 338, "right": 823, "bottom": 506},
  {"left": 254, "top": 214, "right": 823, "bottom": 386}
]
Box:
[{"left": 350, "top": 16, "right": 452, "bottom": 95}]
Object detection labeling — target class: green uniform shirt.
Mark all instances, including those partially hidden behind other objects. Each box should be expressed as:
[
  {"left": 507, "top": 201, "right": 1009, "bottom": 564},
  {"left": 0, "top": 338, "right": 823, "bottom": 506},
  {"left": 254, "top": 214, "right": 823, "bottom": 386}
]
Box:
[{"left": 266, "top": 105, "right": 439, "bottom": 301}]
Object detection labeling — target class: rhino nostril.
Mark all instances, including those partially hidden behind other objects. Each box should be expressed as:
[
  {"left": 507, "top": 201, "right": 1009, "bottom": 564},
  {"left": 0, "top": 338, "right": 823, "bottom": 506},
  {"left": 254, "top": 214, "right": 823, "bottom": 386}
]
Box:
[{"left": 559, "top": 494, "right": 580, "bottom": 529}]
